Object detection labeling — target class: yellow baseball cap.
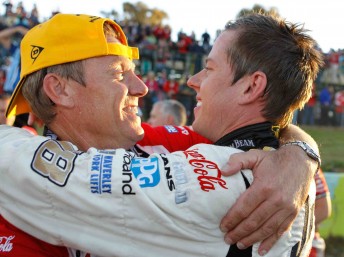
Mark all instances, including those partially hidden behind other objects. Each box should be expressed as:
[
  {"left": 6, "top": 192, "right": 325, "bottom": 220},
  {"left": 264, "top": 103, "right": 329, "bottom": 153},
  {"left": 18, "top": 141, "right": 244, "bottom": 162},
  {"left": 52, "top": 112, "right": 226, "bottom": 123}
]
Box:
[{"left": 6, "top": 13, "right": 139, "bottom": 117}]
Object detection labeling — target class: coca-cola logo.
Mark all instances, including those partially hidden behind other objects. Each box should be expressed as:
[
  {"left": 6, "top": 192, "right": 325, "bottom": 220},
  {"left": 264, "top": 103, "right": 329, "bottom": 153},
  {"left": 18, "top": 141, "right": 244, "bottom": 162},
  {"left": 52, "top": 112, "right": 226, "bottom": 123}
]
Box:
[
  {"left": 184, "top": 148, "right": 227, "bottom": 192},
  {"left": 0, "top": 235, "right": 14, "bottom": 252}
]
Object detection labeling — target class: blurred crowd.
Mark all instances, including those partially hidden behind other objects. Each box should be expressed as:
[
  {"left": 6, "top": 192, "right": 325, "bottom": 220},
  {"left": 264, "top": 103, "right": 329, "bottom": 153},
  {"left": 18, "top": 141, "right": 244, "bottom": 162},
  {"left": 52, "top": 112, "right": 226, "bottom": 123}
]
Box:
[{"left": 0, "top": 0, "right": 344, "bottom": 126}]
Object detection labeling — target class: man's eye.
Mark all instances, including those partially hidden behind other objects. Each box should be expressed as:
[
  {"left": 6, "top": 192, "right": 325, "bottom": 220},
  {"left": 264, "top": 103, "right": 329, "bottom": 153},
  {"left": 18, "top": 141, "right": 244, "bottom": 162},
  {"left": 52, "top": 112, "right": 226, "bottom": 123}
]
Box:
[{"left": 114, "top": 72, "right": 124, "bottom": 81}]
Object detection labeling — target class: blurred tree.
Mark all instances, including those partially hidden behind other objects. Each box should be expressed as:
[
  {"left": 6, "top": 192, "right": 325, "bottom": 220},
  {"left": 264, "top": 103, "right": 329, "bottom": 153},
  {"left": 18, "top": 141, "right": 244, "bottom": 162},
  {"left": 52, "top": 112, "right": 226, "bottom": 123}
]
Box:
[
  {"left": 236, "top": 4, "right": 280, "bottom": 18},
  {"left": 149, "top": 8, "right": 168, "bottom": 26},
  {"left": 100, "top": 10, "right": 119, "bottom": 21},
  {"left": 122, "top": 1, "right": 168, "bottom": 26}
]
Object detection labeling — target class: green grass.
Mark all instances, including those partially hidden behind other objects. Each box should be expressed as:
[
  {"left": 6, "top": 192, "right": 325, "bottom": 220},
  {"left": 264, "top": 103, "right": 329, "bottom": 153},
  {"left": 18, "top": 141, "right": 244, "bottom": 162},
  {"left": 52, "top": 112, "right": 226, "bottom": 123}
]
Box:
[
  {"left": 300, "top": 126, "right": 344, "bottom": 256},
  {"left": 300, "top": 126, "right": 344, "bottom": 172}
]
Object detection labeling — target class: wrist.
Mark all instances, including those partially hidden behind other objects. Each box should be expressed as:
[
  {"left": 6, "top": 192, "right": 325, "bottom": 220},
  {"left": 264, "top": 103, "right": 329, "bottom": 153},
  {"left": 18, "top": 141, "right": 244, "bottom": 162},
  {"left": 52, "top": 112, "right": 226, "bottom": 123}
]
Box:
[{"left": 281, "top": 140, "right": 321, "bottom": 173}]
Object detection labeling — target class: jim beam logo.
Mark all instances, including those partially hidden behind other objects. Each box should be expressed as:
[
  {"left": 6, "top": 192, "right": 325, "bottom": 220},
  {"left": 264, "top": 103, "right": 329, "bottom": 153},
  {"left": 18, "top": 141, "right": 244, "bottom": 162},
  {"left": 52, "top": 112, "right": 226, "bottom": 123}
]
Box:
[{"left": 30, "top": 45, "right": 44, "bottom": 63}]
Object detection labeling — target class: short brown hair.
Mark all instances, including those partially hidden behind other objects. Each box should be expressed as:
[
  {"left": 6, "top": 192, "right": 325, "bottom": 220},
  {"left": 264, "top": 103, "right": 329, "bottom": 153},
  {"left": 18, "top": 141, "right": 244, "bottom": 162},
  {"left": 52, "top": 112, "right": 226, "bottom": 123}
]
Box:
[
  {"left": 225, "top": 13, "right": 323, "bottom": 128},
  {"left": 22, "top": 61, "right": 84, "bottom": 124}
]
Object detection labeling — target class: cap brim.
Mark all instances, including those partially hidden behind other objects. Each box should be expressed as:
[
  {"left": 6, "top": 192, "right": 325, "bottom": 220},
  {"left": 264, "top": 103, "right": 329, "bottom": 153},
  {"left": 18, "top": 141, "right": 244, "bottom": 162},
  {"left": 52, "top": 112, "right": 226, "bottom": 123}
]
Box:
[{"left": 5, "top": 77, "right": 31, "bottom": 118}]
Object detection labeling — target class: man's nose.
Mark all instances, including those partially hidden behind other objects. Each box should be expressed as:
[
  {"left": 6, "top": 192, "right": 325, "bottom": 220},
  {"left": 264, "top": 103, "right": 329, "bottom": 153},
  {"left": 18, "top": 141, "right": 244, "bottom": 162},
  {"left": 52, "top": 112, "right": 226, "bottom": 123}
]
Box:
[
  {"left": 129, "top": 72, "right": 148, "bottom": 97},
  {"left": 187, "top": 71, "right": 202, "bottom": 90}
]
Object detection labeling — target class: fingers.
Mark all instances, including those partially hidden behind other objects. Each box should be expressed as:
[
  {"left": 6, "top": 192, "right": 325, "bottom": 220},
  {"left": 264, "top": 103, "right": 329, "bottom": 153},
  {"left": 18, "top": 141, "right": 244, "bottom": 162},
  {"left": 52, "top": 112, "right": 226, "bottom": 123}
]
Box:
[
  {"left": 256, "top": 233, "right": 280, "bottom": 256},
  {"left": 221, "top": 176, "right": 297, "bottom": 239},
  {"left": 222, "top": 195, "right": 276, "bottom": 244},
  {"left": 219, "top": 146, "right": 311, "bottom": 256},
  {"left": 221, "top": 189, "right": 298, "bottom": 255},
  {"left": 221, "top": 149, "right": 263, "bottom": 176},
  {"left": 230, "top": 209, "right": 294, "bottom": 251},
  {"left": 220, "top": 184, "right": 267, "bottom": 234},
  {"left": 257, "top": 214, "right": 295, "bottom": 255}
]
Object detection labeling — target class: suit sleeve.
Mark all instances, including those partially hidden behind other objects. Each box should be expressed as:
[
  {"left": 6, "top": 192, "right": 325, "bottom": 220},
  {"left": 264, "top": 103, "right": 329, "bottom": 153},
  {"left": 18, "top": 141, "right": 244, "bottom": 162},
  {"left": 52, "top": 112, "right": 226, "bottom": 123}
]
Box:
[
  {"left": 0, "top": 125, "right": 246, "bottom": 257},
  {"left": 0, "top": 125, "right": 314, "bottom": 257}
]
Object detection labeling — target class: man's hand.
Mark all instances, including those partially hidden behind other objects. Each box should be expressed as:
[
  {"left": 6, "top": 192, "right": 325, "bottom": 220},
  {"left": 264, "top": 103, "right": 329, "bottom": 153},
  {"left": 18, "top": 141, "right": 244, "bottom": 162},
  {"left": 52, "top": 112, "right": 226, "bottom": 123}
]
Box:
[{"left": 220, "top": 146, "right": 316, "bottom": 255}]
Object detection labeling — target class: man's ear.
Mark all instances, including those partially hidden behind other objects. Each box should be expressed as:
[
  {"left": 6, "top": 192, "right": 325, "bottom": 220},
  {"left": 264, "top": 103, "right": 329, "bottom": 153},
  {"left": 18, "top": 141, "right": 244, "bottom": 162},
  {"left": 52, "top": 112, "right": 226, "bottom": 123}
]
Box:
[
  {"left": 43, "top": 74, "right": 75, "bottom": 108},
  {"left": 239, "top": 71, "right": 267, "bottom": 105}
]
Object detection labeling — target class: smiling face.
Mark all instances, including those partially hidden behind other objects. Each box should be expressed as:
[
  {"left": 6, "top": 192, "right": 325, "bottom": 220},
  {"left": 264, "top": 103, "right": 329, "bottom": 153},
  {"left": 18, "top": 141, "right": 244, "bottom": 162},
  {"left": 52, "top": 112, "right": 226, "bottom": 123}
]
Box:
[
  {"left": 65, "top": 55, "right": 148, "bottom": 150},
  {"left": 70, "top": 22, "right": 149, "bottom": 149},
  {"left": 187, "top": 30, "right": 251, "bottom": 142}
]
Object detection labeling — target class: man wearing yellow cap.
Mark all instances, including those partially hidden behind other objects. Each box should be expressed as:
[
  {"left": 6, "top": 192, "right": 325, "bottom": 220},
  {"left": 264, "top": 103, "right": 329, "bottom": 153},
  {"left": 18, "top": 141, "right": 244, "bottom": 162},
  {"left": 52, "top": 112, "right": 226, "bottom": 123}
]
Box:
[{"left": 0, "top": 13, "right": 320, "bottom": 256}]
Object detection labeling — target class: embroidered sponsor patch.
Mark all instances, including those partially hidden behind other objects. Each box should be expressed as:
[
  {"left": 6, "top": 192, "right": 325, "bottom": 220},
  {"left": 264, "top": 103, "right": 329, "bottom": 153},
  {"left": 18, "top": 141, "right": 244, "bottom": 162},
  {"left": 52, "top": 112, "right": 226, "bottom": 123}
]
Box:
[
  {"left": 164, "top": 125, "right": 178, "bottom": 133},
  {"left": 184, "top": 148, "right": 228, "bottom": 192},
  {"left": 90, "top": 154, "right": 113, "bottom": 194},
  {"left": 229, "top": 139, "right": 255, "bottom": 148},
  {"left": 31, "top": 140, "right": 77, "bottom": 186},
  {"left": 131, "top": 157, "right": 160, "bottom": 188},
  {"left": 172, "top": 162, "right": 188, "bottom": 204},
  {"left": 122, "top": 152, "right": 136, "bottom": 195}
]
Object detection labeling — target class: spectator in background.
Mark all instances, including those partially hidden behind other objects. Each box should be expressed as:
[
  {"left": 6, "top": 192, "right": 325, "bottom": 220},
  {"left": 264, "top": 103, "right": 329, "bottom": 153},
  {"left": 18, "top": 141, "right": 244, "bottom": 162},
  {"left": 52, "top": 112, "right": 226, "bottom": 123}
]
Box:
[
  {"left": 201, "top": 29, "right": 211, "bottom": 53},
  {"left": 29, "top": 3, "right": 40, "bottom": 27},
  {"left": 1, "top": 1, "right": 15, "bottom": 26},
  {"left": 163, "top": 75, "right": 179, "bottom": 98},
  {"left": 319, "top": 85, "right": 334, "bottom": 125},
  {"left": 309, "top": 168, "right": 332, "bottom": 257},
  {"left": 0, "top": 68, "right": 6, "bottom": 94},
  {"left": 142, "top": 71, "right": 160, "bottom": 119},
  {"left": 138, "top": 28, "right": 156, "bottom": 75},
  {"left": 327, "top": 49, "right": 340, "bottom": 84},
  {"left": 156, "top": 69, "right": 168, "bottom": 92},
  {"left": 176, "top": 31, "right": 192, "bottom": 63},
  {"left": 188, "top": 40, "right": 205, "bottom": 74},
  {"left": 302, "top": 82, "right": 317, "bottom": 125},
  {"left": 0, "top": 24, "right": 26, "bottom": 66},
  {"left": 0, "top": 93, "right": 8, "bottom": 124},
  {"left": 334, "top": 89, "right": 344, "bottom": 126},
  {"left": 0, "top": 24, "right": 29, "bottom": 93},
  {"left": 147, "top": 99, "right": 187, "bottom": 126},
  {"left": 176, "top": 75, "right": 196, "bottom": 124},
  {"left": 13, "top": 1, "right": 29, "bottom": 27},
  {"left": 0, "top": 93, "right": 13, "bottom": 125}
]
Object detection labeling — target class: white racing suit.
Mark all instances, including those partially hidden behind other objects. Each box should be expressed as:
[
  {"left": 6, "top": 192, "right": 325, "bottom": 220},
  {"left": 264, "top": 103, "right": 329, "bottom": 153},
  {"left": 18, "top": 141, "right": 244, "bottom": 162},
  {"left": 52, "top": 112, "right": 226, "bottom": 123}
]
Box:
[{"left": 0, "top": 126, "right": 315, "bottom": 257}]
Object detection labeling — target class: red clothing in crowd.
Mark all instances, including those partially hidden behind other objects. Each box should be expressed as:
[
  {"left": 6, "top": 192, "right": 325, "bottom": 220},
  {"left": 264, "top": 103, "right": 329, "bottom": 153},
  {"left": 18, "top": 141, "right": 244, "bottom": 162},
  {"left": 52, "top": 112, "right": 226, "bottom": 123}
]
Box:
[{"left": 163, "top": 79, "right": 179, "bottom": 98}]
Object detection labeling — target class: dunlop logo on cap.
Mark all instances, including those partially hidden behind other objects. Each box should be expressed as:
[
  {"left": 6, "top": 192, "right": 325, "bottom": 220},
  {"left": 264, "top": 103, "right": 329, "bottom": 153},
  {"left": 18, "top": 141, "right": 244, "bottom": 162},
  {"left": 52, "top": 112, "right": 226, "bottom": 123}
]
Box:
[{"left": 30, "top": 45, "right": 44, "bottom": 64}]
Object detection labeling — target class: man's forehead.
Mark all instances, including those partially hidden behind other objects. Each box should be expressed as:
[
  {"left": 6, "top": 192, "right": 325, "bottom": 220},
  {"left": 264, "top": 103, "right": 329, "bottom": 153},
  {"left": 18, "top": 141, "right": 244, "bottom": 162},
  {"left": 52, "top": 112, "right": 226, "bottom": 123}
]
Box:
[
  {"left": 207, "top": 34, "right": 232, "bottom": 66},
  {"left": 83, "top": 55, "right": 135, "bottom": 72},
  {"left": 107, "top": 55, "right": 136, "bottom": 69}
]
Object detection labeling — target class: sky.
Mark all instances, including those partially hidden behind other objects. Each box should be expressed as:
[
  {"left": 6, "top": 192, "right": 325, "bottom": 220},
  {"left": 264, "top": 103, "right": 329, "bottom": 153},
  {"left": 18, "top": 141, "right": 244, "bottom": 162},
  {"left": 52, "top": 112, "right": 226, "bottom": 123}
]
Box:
[{"left": 4, "top": 0, "right": 343, "bottom": 53}]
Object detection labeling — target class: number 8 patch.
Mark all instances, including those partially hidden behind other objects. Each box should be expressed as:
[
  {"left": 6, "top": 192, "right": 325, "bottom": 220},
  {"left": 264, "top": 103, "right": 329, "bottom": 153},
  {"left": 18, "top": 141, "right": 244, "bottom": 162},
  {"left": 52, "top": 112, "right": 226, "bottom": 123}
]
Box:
[{"left": 31, "top": 140, "right": 78, "bottom": 186}]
